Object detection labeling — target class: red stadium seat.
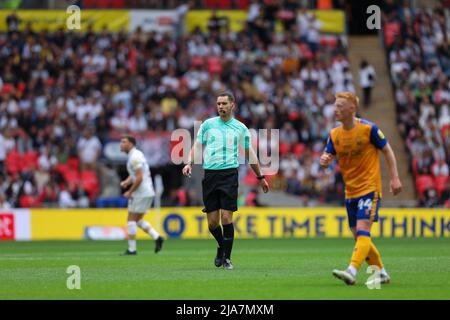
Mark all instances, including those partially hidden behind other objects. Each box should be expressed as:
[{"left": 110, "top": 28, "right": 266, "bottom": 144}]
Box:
[
  {"left": 245, "top": 191, "right": 257, "bottom": 206},
  {"left": 64, "top": 170, "right": 80, "bottom": 186},
  {"left": 17, "top": 82, "right": 26, "bottom": 94},
  {"left": 191, "top": 56, "right": 204, "bottom": 67},
  {"left": 384, "top": 22, "right": 401, "bottom": 47},
  {"left": 415, "top": 175, "right": 434, "bottom": 196},
  {"left": 279, "top": 143, "right": 291, "bottom": 156},
  {"left": 96, "top": 0, "right": 110, "bottom": 8},
  {"left": 177, "top": 189, "right": 188, "bottom": 206},
  {"left": 435, "top": 176, "right": 448, "bottom": 196},
  {"left": 207, "top": 56, "right": 222, "bottom": 75},
  {"left": 22, "top": 151, "right": 39, "bottom": 171},
  {"left": 218, "top": 0, "right": 232, "bottom": 8},
  {"left": 1, "top": 83, "right": 14, "bottom": 95},
  {"left": 317, "top": 0, "right": 332, "bottom": 9},
  {"left": 319, "top": 36, "right": 337, "bottom": 47},
  {"left": 288, "top": 111, "right": 300, "bottom": 121},
  {"left": 293, "top": 143, "right": 305, "bottom": 158},
  {"left": 5, "top": 150, "right": 21, "bottom": 175},
  {"left": 82, "top": 0, "right": 96, "bottom": 8},
  {"left": 19, "top": 195, "right": 37, "bottom": 208},
  {"left": 67, "top": 157, "right": 80, "bottom": 171},
  {"left": 80, "top": 170, "right": 100, "bottom": 198},
  {"left": 298, "top": 43, "right": 313, "bottom": 59},
  {"left": 243, "top": 171, "right": 259, "bottom": 186},
  {"left": 204, "top": 0, "right": 232, "bottom": 9},
  {"left": 55, "top": 163, "right": 70, "bottom": 176},
  {"left": 110, "top": 0, "right": 125, "bottom": 8},
  {"left": 204, "top": 0, "right": 217, "bottom": 8},
  {"left": 236, "top": 0, "right": 249, "bottom": 9},
  {"left": 441, "top": 124, "right": 450, "bottom": 139}
]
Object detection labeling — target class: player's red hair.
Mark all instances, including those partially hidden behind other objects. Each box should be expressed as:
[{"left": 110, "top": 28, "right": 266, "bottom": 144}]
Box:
[{"left": 335, "top": 92, "right": 359, "bottom": 112}]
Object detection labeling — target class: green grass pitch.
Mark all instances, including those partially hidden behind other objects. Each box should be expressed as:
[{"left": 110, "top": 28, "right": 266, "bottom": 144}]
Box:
[{"left": 0, "top": 238, "right": 449, "bottom": 300}]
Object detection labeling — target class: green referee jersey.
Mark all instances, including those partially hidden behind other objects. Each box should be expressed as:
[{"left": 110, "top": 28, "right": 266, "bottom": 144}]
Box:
[{"left": 196, "top": 116, "right": 251, "bottom": 170}]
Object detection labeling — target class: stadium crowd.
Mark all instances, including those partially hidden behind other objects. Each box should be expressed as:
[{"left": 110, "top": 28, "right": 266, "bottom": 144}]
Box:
[
  {"left": 0, "top": 1, "right": 352, "bottom": 209},
  {"left": 384, "top": 4, "right": 450, "bottom": 207}
]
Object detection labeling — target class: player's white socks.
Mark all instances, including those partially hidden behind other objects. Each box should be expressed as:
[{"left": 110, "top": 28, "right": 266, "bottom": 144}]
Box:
[
  {"left": 137, "top": 220, "right": 160, "bottom": 240},
  {"left": 128, "top": 240, "right": 137, "bottom": 252},
  {"left": 347, "top": 265, "right": 358, "bottom": 277},
  {"left": 148, "top": 228, "right": 160, "bottom": 240},
  {"left": 128, "top": 221, "right": 137, "bottom": 252},
  {"left": 347, "top": 265, "right": 388, "bottom": 278}
]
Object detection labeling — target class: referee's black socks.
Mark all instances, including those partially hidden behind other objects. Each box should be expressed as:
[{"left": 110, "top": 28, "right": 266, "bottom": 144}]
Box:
[
  {"left": 222, "top": 223, "right": 234, "bottom": 259},
  {"left": 209, "top": 226, "right": 224, "bottom": 248}
]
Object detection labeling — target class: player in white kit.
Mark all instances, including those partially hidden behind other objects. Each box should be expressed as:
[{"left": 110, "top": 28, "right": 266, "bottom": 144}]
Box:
[{"left": 119, "top": 136, "right": 164, "bottom": 255}]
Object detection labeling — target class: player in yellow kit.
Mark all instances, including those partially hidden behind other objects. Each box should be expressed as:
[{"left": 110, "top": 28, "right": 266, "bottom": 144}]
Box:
[{"left": 320, "top": 92, "right": 402, "bottom": 286}]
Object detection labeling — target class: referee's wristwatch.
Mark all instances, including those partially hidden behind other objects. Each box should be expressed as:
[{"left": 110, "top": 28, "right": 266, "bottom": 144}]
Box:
[{"left": 257, "top": 175, "right": 265, "bottom": 180}]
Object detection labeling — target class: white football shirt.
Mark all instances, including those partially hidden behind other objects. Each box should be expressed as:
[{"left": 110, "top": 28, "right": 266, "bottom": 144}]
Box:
[{"left": 126, "top": 147, "right": 155, "bottom": 198}]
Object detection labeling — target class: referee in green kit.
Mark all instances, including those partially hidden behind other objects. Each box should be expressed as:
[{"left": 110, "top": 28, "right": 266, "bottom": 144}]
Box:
[{"left": 182, "top": 91, "right": 270, "bottom": 270}]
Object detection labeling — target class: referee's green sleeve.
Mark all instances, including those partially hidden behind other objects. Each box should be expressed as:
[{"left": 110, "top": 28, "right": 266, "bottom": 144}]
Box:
[
  {"left": 241, "top": 127, "right": 251, "bottom": 149},
  {"left": 196, "top": 123, "right": 205, "bottom": 144}
]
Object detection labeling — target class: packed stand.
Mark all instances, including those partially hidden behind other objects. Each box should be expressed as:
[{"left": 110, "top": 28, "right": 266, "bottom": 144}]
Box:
[
  {"left": 383, "top": 3, "right": 450, "bottom": 207},
  {"left": 0, "top": 1, "right": 350, "bottom": 208}
]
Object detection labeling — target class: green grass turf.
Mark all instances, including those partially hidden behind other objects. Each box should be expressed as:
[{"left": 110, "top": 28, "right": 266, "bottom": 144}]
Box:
[{"left": 0, "top": 238, "right": 449, "bottom": 300}]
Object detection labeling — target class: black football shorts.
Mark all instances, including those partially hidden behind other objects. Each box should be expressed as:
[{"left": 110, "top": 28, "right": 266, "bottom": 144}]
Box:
[{"left": 202, "top": 168, "right": 239, "bottom": 213}]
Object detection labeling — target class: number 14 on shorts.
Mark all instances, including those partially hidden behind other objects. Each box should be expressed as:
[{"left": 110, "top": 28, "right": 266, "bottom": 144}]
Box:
[{"left": 358, "top": 198, "right": 373, "bottom": 211}]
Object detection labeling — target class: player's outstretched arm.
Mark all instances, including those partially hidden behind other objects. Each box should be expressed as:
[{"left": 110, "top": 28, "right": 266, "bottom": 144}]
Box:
[
  {"left": 245, "top": 146, "right": 269, "bottom": 193},
  {"left": 182, "top": 140, "right": 202, "bottom": 177},
  {"left": 382, "top": 142, "right": 402, "bottom": 196}
]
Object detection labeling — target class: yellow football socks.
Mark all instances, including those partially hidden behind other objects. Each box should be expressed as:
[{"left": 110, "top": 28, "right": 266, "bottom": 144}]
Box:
[
  {"left": 350, "top": 232, "right": 372, "bottom": 270},
  {"left": 366, "top": 242, "right": 384, "bottom": 269}
]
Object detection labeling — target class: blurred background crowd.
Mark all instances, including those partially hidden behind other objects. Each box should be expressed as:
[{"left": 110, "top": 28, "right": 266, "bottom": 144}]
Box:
[
  {"left": 0, "top": 0, "right": 449, "bottom": 209},
  {"left": 384, "top": 4, "right": 450, "bottom": 207}
]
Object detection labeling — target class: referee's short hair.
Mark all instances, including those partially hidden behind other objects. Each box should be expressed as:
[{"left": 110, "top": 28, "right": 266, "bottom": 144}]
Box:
[
  {"left": 217, "top": 91, "right": 235, "bottom": 103},
  {"left": 122, "top": 135, "right": 136, "bottom": 146}
]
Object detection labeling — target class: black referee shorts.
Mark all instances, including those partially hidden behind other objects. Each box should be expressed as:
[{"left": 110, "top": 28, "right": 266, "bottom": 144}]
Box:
[{"left": 202, "top": 168, "right": 239, "bottom": 213}]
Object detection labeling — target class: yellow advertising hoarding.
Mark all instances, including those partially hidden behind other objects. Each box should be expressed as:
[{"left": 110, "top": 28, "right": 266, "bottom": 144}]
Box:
[
  {"left": 30, "top": 208, "right": 450, "bottom": 240},
  {"left": 0, "top": 10, "right": 129, "bottom": 32},
  {"left": 185, "top": 10, "right": 247, "bottom": 33},
  {"left": 0, "top": 9, "right": 344, "bottom": 34},
  {"left": 311, "top": 9, "right": 345, "bottom": 34},
  {"left": 186, "top": 9, "right": 344, "bottom": 34}
]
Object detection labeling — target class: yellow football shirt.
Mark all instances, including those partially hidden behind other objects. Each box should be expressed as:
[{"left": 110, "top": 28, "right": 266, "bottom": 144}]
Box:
[{"left": 325, "top": 118, "right": 387, "bottom": 199}]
